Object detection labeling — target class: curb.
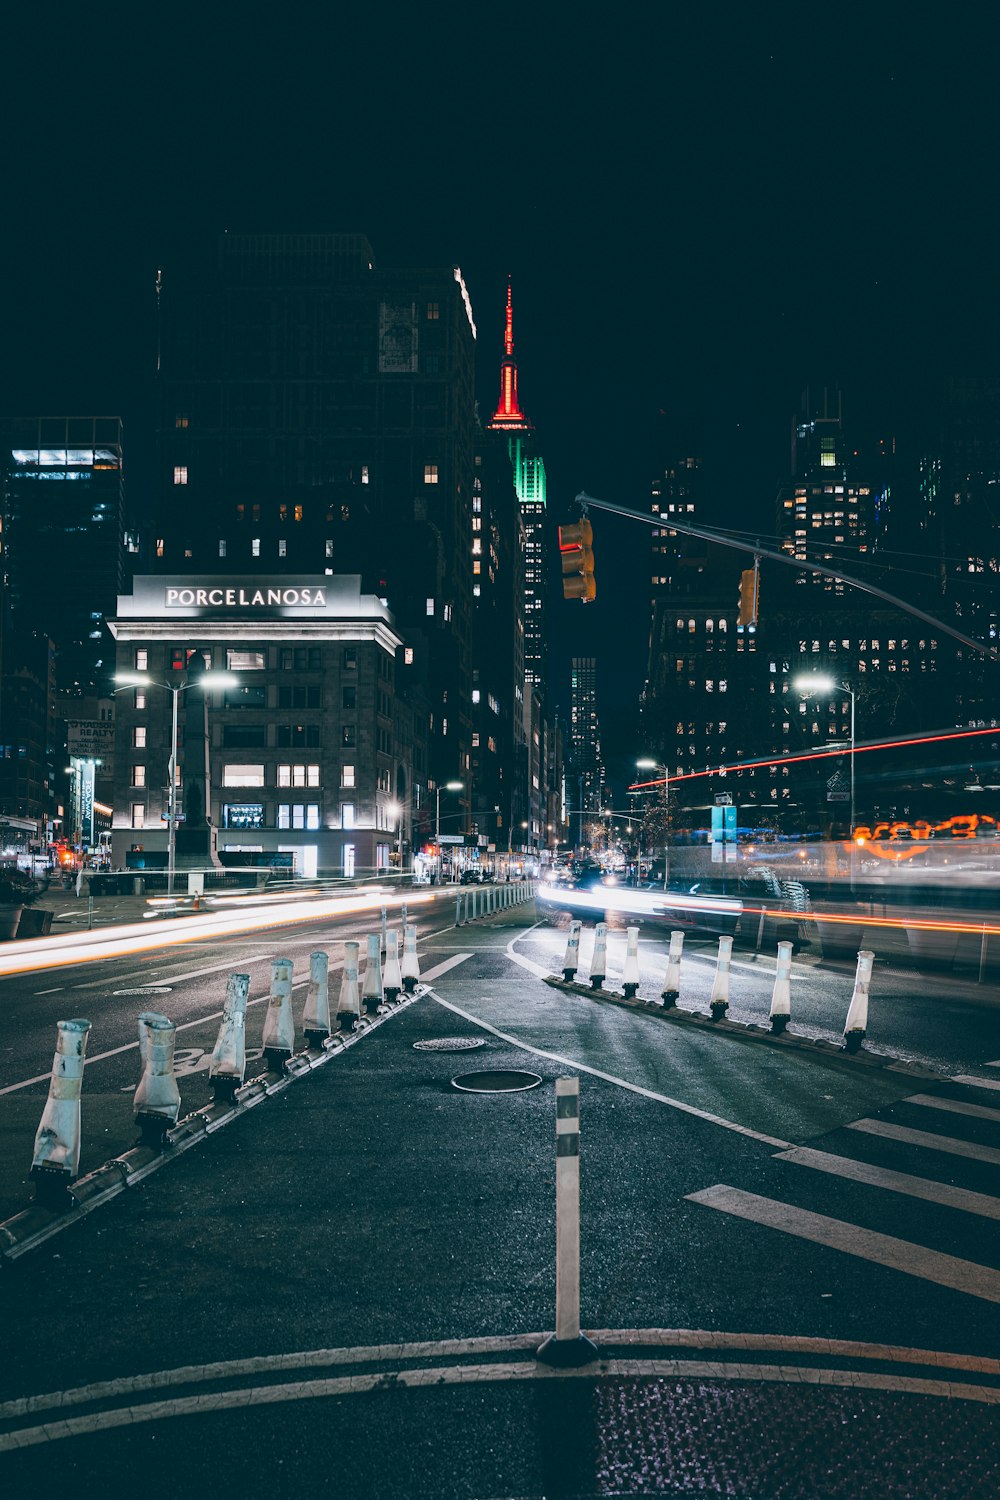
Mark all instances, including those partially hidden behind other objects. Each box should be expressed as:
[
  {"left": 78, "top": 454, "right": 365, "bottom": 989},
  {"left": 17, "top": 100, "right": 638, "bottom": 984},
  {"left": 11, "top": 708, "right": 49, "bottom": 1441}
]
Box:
[
  {"left": 0, "top": 993, "right": 422, "bottom": 1266},
  {"left": 541, "top": 975, "right": 949, "bottom": 1082}
]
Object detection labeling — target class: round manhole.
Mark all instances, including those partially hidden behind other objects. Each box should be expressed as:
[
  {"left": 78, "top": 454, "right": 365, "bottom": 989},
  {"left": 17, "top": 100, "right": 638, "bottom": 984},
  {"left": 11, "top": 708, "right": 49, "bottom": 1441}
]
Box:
[
  {"left": 113, "top": 987, "right": 174, "bottom": 996},
  {"left": 450, "top": 1070, "right": 542, "bottom": 1093},
  {"left": 413, "top": 1037, "right": 486, "bottom": 1052}
]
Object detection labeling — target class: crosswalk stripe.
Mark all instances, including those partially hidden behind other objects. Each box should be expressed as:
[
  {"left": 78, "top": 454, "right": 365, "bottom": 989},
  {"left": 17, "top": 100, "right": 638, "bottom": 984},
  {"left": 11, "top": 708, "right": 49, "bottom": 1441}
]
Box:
[
  {"left": 951, "top": 1074, "right": 1000, "bottom": 1093},
  {"left": 906, "top": 1093, "right": 1000, "bottom": 1125},
  {"left": 847, "top": 1119, "right": 1000, "bottom": 1165},
  {"left": 687, "top": 1184, "right": 1000, "bottom": 1302},
  {"left": 774, "top": 1146, "right": 1000, "bottom": 1219}
]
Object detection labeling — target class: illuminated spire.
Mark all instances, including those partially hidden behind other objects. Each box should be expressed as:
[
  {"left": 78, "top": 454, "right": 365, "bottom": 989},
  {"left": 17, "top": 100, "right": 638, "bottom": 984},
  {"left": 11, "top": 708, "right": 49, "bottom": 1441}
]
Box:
[{"left": 487, "top": 278, "right": 532, "bottom": 431}]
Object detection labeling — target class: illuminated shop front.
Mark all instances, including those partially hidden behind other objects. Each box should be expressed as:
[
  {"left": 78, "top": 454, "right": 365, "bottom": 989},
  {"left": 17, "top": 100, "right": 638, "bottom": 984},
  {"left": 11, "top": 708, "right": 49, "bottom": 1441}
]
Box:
[{"left": 108, "top": 576, "right": 410, "bottom": 878}]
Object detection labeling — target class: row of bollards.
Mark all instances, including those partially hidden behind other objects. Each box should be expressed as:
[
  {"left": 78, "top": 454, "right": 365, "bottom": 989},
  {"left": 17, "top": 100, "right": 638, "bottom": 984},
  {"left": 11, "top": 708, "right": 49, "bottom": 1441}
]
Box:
[
  {"left": 28, "top": 924, "right": 425, "bottom": 1207},
  {"left": 454, "top": 881, "right": 534, "bottom": 927},
  {"left": 558, "top": 922, "right": 875, "bottom": 1052}
]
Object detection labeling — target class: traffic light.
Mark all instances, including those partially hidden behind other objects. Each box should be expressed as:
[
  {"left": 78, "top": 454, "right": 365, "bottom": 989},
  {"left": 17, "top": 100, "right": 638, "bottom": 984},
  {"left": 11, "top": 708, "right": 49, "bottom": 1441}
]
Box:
[
  {"left": 559, "top": 518, "right": 596, "bottom": 602},
  {"left": 737, "top": 566, "right": 759, "bottom": 631}
]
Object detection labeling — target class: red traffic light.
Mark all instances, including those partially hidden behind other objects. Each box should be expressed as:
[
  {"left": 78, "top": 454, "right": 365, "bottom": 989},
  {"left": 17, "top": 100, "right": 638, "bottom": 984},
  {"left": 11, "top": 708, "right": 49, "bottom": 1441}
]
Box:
[{"left": 558, "top": 519, "right": 597, "bottom": 602}]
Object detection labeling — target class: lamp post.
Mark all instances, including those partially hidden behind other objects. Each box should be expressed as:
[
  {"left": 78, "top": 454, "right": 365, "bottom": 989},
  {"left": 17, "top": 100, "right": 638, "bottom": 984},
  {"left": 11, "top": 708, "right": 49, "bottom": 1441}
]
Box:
[
  {"left": 116, "top": 669, "right": 237, "bottom": 895},
  {"left": 793, "top": 673, "right": 857, "bottom": 892},
  {"left": 434, "top": 780, "right": 464, "bottom": 884},
  {"left": 387, "top": 799, "right": 404, "bottom": 877},
  {"left": 636, "top": 757, "right": 669, "bottom": 889}
]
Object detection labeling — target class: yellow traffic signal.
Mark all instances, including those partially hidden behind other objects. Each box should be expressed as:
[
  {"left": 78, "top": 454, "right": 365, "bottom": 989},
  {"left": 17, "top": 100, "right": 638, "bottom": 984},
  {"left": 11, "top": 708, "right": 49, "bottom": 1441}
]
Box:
[
  {"left": 737, "top": 567, "right": 759, "bottom": 630},
  {"left": 559, "top": 519, "right": 596, "bottom": 602}
]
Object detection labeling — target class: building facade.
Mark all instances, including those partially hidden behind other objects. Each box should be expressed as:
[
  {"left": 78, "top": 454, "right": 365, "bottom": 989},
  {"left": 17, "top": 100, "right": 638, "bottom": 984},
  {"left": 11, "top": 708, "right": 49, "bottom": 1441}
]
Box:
[{"left": 109, "top": 576, "right": 410, "bottom": 877}]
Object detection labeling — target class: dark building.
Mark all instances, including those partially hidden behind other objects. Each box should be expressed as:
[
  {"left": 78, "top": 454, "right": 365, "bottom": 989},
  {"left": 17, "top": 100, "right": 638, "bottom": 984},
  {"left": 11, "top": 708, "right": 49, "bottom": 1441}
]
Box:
[
  {"left": 152, "top": 233, "right": 479, "bottom": 833},
  {"left": 569, "top": 656, "right": 604, "bottom": 829},
  {"left": 0, "top": 630, "right": 56, "bottom": 846}
]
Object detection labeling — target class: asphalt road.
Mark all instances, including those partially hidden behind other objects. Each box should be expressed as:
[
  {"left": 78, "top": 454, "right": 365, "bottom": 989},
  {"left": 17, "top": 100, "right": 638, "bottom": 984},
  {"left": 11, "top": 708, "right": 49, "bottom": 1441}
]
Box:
[{"left": 1, "top": 900, "right": 999, "bottom": 1496}]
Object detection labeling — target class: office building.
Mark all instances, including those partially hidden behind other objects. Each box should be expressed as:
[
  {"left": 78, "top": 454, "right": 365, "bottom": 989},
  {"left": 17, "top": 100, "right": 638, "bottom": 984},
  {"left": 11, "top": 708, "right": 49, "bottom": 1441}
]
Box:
[{"left": 569, "top": 656, "right": 604, "bottom": 824}]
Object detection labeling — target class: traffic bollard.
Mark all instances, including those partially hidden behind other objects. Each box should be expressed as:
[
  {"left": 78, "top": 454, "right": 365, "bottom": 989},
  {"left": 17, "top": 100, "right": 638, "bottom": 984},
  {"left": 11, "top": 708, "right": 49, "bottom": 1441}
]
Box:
[
  {"left": 843, "top": 949, "right": 874, "bottom": 1052},
  {"left": 710, "top": 935, "right": 733, "bottom": 1019},
  {"left": 31, "top": 1018, "right": 92, "bottom": 1205},
  {"left": 134, "top": 1012, "right": 181, "bottom": 1145},
  {"left": 379, "top": 906, "right": 388, "bottom": 959},
  {"left": 401, "top": 924, "right": 421, "bottom": 993},
  {"left": 590, "top": 922, "right": 608, "bottom": 989},
  {"left": 362, "top": 933, "right": 384, "bottom": 1014},
  {"left": 562, "top": 920, "right": 582, "bottom": 981},
  {"left": 622, "top": 926, "right": 641, "bottom": 999},
  {"left": 661, "top": 930, "right": 684, "bottom": 1005},
  {"left": 303, "top": 950, "right": 331, "bottom": 1046},
  {"left": 769, "top": 941, "right": 793, "bottom": 1034},
  {"left": 400, "top": 902, "right": 408, "bottom": 933},
  {"left": 536, "top": 1077, "right": 598, "bottom": 1368},
  {"left": 262, "top": 957, "right": 295, "bottom": 1070},
  {"left": 209, "top": 973, "right": 249, "bottom": 1098},
  {"left": 454, "top": 896, "right": 462, "bottom": 927},
  {"left": 337, "top": 941, "right": 362, "bottom": 1031},
  {"left": 383, "top": 931, "right": 403, "bottom": 1004}
]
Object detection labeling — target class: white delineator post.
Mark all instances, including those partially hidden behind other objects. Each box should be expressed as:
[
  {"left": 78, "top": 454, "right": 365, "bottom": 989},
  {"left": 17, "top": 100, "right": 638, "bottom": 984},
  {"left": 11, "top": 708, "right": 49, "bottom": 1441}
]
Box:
[
  {"left": 590, "top": 922, "right": 608, "bottom": 990},
  {"left": 262, "top": 957, "right": 295, "bottom": 1071},
  {"left": 562, "top": 920, "right": 582, "bottom": 982},
  {"left": 843, "top": 949, "right": 874, "bottom": 1053},
  {"left": 379, "top": 906, "right": 388, "bottom": 959},
  {"left": 303, "top": 950, "right": 331, "bottom": 1046},
  {"left": 31, "top": 1018, "right": 92, "bottom": 1204},
  {"left": 401, "top": 924, "right": 421, "bottom": 993},
  {"left": 769, "top": 941, "right": 794, "bottom": 1034},
  {"left": 337, "top": 941, "right": 362, "bottom": 1031},
  {"left": 362, "top": 933, "right": 385, "bottom": 1014},
  {"left": 622, "top": 925, "right": 641, "bottom": 999},
  {"left": 536, "top": 1077, "right": 598, "bottom": 1368},
  {"left": 209, "top": 972, "right": 250, "bottom": 1099},
  {"left": 710, "top": 934, "right": 733, "bottom": 1019},
  {"left": 133, "top": 1012, "right": 181, "bottom": 1144},
  {"left": 383, "top": 931, "right": 403, "bottom": 1004},
  {"left": 661, "top": 930, "right": 684, "bottom": 1006}
]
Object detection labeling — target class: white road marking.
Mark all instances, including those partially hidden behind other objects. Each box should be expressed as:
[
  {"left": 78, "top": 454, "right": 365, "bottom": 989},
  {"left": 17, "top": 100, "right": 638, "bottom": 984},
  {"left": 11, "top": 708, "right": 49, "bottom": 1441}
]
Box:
[
  {"left": 775, "top": 1145, "right": 1000, "bottom": 1219},
  {"left": 906, "top": 1092, "right": 1000, "bottom": 1124},
  {"left": 428, "top": 990, "right": 792, "bottom": 1149},
  {"left": 847, "top": 1119, "right": 1000, "bottom": 1165},
  {"left": 33, "top": 988, "right": 63, "bottom": 995},
  {"left": 687, "top": 1183, "right": 1000, "bottom": 1302},
  {"left": 420, "top": 954, "right": 473, "bottom": 984},
  {"left": 69, "top": 954, "right": 276, "bottom": 991},
  {"left": 951, "top": 1074, "right": 1000, "bottom": 1093}
]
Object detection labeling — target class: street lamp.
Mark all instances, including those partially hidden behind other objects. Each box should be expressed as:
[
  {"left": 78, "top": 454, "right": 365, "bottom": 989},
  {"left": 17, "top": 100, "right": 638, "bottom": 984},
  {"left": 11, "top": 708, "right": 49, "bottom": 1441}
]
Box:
[
  {"left": 115, "top": 669, "right": 238, "bottom": 895},
  {"left": 386, "top": 798, "right": 404, "bottom": 877},
  {"left": 636, "top": 757, "right": 669, "bottom": 889},
  {"left": 793, "top": 672, "right": 857, "bottom": 891},
  {"left": 434, "top": 780, "right": 464, "bottom": 884}
]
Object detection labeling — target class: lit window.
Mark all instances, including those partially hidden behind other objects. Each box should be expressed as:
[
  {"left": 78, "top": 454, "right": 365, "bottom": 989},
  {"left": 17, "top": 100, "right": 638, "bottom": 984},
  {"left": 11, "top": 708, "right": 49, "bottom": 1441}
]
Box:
[
  {"left": 175, "top": 415, "right": 189, "bottom": 429},
  {"left": 173, "top": 466, "right": 188, "bottom": 485},
  {"left": 227, "top": 650, "right": 265, "bottom": 670},
  {"left": 278, "top": 539, "right": 287, "bottom": 557},
  {"left": 341, "top": 803, "right": 355, "bottom": 829},
  {"left": 325, "top": 539, "right": 333, "bottom": 557},
  {"left": 252, "top": 538, "right": 260, "bottom": 556},
  {"left": 426, "top": 598, "right": 435, "bottom": 616},
  {"left": 404, "top": 647, "right": 414, "bottom": 665},
  {"left": 135, "top": 691, "right": 146, "bottom": 710},
  {"left": 342, "top": 765, "right": 355, "bottom": 788},
  {"left": 294, "top": 505, "right": 303, "bottom": 522},
  {"left": 472, "top": 539, "right": 482, "bottom": 555},
  {"left": 473, "top": 561, "right": 481, "bottom": 575},
  {"left": 155, "top": 538, "right": 164, "bottom": 558},
  {"left": 135, "top": 649, "right": 148, "bottom": 671},
  {"left": 218, "top": 539, "right": 227, "bottom": 557},
  {"left": 132, "top": 765, "right": 146, "bottom": 788},
  {"left": 361, "top": 466, "right": 369, "bottom": 484},
  {"left": 222, "top": 765, "right": 265, "bottom": 787},
  {"left": 133, "top": 727, "right": 146, "bottom": 749},
  {"left": 131, "top": 803, "right": 145, "bottom": 828},
  {"left": 424, "top": 464, "right": 439, "bottom": 484},
  {"left": 307, "top": 804, "right": 319, "bottom": 830},
  {"left": 427, "top": 302, "right": 440, "bottom": 320},
  {"left": 472, "top": 689, "right": 480, "bottom": 704}
]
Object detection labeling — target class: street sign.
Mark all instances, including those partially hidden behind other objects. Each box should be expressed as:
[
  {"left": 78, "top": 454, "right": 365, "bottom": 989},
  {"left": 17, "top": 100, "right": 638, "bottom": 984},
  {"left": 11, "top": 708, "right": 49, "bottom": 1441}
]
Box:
[
  {"left": 827, "top": 792, "right": 850, "bottom": 802},
  {"left": 438, "top": 834, "right": 464, "bottom": 845},
  {"left": 714, "top": 793, "right": 733, "bottom": 806}
]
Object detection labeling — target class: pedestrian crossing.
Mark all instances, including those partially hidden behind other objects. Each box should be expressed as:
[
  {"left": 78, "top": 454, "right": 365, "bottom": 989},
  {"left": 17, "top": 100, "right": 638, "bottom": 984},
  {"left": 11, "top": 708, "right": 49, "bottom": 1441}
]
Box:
[{"left": 687, "top": 1075, "right": 1000, "bottom": 1304}]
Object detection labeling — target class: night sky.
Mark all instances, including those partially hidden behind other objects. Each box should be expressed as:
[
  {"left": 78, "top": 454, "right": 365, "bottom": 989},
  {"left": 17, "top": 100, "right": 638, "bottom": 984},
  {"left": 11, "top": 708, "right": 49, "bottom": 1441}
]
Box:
[{"left": 4, "top": 10, "right": 999, "bottom": 793}]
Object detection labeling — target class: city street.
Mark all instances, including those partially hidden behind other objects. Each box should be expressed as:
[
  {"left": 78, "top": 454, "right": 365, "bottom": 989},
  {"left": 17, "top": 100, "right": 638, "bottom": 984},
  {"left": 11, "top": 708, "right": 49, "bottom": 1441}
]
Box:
[{"left": 1, "top": 896, "right": 999, "bottom": 1495}]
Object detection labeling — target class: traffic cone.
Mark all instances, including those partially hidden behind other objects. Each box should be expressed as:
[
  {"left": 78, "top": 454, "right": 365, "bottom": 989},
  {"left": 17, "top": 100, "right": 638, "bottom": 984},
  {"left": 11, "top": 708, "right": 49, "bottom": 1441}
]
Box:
[
  {"left": 622, "top": 926, "right": 641, "bottom": 999},
  {"left": 337, "top": 941, "right": 361, "bottom": 1031},
  {"left": 769, "top": 941, "right": 793, "bottom": 1034},
  {"left": 562, "top": 920, "right": 582, "bottom": 981},
  {"left": 843, "top": 949, "right": 874, "bottom": 1052},
  {"left": 401, "top": 924, "right": 421, "bottom": 993},
  {"left": 710, "top": 935, "right": 733, "bottom": 1019},
  {"left": 383, "top": 931, "right": 403, "bottom": 1003},
  {"left": 661, "top": 930, "right": 684, "bottom": 1005},
  {"left": 31, "top": 1018, "right": 92, "bottom": 1204},
  {"left": 134, "top": 1012, "right": 181, "bottom": 1145},
  {"left": 590, "top": 922, "right": 608, "bottom": 989},
  {"left": 262, "top": 957, "right": 295, "bottom": 1070},
  {"left": 362, "top": 933, "right": 384, "bottom": 1014},
  {"left": 303, "top": 950, "right": 331, "bottom": 1046},
  {"left": 209, "top": 972, "right": 249, "bottom": 1099}
]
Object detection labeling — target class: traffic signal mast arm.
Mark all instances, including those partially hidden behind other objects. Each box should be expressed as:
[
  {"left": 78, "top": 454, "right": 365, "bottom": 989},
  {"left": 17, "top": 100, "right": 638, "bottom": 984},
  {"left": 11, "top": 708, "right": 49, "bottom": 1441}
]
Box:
[{"left": 575, "top": 490, "right": 998, "bottom": 660}]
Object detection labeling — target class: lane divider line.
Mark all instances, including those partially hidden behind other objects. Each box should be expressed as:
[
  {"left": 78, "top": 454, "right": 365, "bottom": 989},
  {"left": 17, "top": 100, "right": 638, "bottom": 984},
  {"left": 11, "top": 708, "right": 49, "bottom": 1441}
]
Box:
[
  {"left": 847, "top": 1119, "right": 1000, "bottom": 1165},
  {"left": 774, "top": 1145, "right": 1000, "bottom": 1219}
]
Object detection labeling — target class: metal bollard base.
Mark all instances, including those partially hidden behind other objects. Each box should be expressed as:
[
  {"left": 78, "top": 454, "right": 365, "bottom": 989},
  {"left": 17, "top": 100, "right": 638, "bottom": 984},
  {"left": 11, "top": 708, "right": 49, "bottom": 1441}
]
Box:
[
  {"left": 770, "top": 1014, "right": 789, "bottom": 1035},
  {"left": 590, "top": 977, "right": 605, "bottom": 990},
  {"left": 384, "top": 987, "right": 401, "bottom": 1005},
  {"left": 623, "top": 984, "right": 639, "bottom": 1000},
  {"left": 30, "top": 1164, "right": 74, "bottom": 1211},
  {"left": 363, "top": 997, "right": 382, "bottom": 1015},
  {"left": 336, "top": 1013, "right": 358, "bottom": 1033},
  {"left": 212, "top": 1075, "right": 241, "bottom": 1103},
  {"left": 843, "top": 1028, "right": 865, "bottom": 1053},
  {"left": 402, "top": 978, "right": 417, "bottom": 994},
  {"left": 264, "top": 1047, "right": 292, "bottom": 1074},
  {"left": 562, "top": 969, "right": 577, "bottom": 983},
  {"left": 303, "top": 1028, "right": 330, "bottom": 1049},
  {"left": 661, "top": 990, "right": 679, "bottom": 1006},
  {"left": 710, "top": 1000, "right": 729, "bottom": 1022},
  {"left": 535, "top": 1333, "right": 599, "bottom": 1368},
  {"left": 136, "top": 1112, "right": 176, "bottom": 1150}
]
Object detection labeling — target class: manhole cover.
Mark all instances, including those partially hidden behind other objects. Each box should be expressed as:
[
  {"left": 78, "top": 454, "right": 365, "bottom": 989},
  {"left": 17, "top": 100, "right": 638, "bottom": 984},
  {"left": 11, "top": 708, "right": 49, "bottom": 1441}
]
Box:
[
  {"left": 113, "top": 987, "right": 174, "bottom": 996},
  {"left": 450, "top": 1070, "right": 542, "bottom": 1093},
  {"left": 413, "top": 1037, "right": 486, "bottom": 1052}
]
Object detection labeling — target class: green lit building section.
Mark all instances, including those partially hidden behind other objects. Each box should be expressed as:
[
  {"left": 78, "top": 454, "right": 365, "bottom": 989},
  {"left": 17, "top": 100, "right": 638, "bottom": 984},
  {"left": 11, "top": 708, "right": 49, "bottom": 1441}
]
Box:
[
  {"left": 511, "top": 435, "right": 546, "bottom": 507},
  {"left": 510, "top": 436, "right": 548, "bottom": 689}
]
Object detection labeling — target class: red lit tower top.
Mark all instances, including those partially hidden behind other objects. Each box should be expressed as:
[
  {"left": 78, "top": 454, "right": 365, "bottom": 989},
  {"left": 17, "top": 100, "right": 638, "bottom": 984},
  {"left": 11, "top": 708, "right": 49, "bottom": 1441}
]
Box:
[{"left": 487, "top": 278, "right": 532, "bottom": 431}]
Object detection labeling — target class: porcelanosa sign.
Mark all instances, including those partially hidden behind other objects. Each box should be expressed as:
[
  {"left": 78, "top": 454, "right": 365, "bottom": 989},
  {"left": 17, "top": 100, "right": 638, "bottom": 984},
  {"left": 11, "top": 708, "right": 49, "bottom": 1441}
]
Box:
[{"left": 117, "top": 576, "right": 388, "bottom": 622}]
